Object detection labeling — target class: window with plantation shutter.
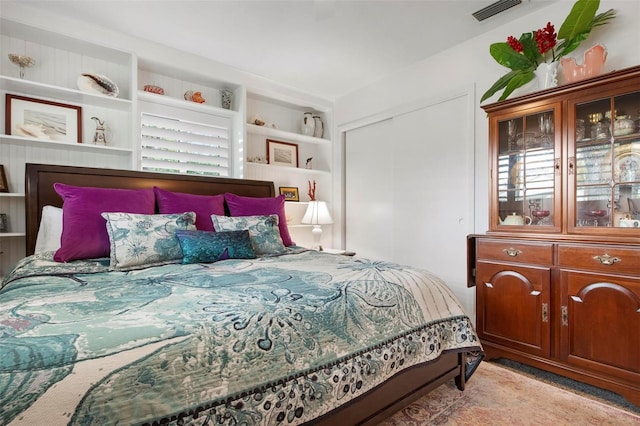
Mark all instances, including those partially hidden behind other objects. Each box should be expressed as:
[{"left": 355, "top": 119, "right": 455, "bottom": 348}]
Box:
[{"left": 139, "top": 100, "right": 232, "bottom": 177}]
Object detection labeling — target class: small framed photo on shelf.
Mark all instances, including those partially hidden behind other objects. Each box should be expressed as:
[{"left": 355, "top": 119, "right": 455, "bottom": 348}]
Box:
[
  {"left": 279, "top": 186, "right": 300, "bottom": 202},
  {"left": 5, "top": 94, "right": 82, "bottom": 143},
  {"left": 0, "top": 165, "right": 9, "bottom": 192},
  {"left": 267, "top": 139, "right": 298, "bottom": 168}
]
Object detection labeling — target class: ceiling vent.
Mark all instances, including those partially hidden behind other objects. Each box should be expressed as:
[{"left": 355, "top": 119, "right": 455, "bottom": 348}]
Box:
[{"left": 472, "top": 0, "right": 522, "bottom": 21}]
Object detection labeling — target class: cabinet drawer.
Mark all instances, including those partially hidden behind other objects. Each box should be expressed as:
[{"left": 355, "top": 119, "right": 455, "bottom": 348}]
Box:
[
  {"left": 557, "top": 244, "right": 640, "bottom": 275},
  {"left": 476, "top": 240, "right": 553, "bottom": 265}
]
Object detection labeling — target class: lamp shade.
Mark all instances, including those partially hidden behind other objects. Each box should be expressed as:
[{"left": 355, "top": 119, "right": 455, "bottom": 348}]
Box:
[{"left": 301, "top": 201, "right": 333, "bottom": 225}]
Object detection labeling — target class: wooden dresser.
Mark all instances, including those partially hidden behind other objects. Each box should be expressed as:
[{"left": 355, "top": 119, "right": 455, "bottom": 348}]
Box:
[{"left": 469, "top": 65, "right": 640, "bottom": 407}]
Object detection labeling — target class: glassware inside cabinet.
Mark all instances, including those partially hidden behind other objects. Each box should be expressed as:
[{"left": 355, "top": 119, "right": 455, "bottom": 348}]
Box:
[
  {"left": 576, "top": 187, "right": 611, "bottom": 227},
  {"left": 612, "top": 92, "right": 640, "bottom": 138},
  {"left": 496, "top": 111, "right": 556, "bottom": 227},
  {"left": 574, "top": 94, "right": 640, "bottom": 229},
  {"left": 612, "top": 140, "right": 640, "bottom": 227}
]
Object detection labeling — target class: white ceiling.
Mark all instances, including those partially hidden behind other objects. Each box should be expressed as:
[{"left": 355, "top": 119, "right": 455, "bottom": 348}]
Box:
[{"left": 11, "top": 0, "right": 556, "bottom": 100}]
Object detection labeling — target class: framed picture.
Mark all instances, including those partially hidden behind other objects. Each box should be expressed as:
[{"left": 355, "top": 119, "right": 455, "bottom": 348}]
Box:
[
  {"left": 5, "top": 94, "right": 82, "bottom": 143},
  {"left": 279, "top": 186, "right": 300, "bottom": 202},
  {"left": 267, "top": 139, "right": 298, "bottom": 168},
  {"left": 0, "top": 165, "right": 8, "bottom": 193}
]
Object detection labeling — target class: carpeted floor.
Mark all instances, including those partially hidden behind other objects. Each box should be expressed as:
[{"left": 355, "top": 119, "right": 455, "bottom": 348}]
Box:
[{"left": 378, "top": 361, "right": 640, "bottom": 425}]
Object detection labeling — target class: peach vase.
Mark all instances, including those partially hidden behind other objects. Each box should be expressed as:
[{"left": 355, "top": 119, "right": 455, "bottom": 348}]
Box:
[{"left": 560, "top": 44, "right": 608, "bottom": 84}]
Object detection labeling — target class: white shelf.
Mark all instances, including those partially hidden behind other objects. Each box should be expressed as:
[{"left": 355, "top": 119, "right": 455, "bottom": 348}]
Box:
[
  {"left": 0, "top": 193, "right": 25, "bottom": 198},
  {"left": 0, "top": 232, "right": 25, "bottom": 238},
  {"left": 246, "top": 123, "right": 329, "bottom": 145},
  {"left": 245, "top": 161, "right": 330, "bottom": 176},
  {"left": 1, "top": 135, "right": 133, "bottom": 153},
  {"left": 138, "top": 91, "right": 239, "bottom": 118},
  {"left": 1, "top": 76, "right": 133, "bottom": 109}
]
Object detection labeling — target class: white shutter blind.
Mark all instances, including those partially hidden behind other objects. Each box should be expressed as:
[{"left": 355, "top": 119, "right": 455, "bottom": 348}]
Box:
[{"left": 139, "top": 100, "right": 231, "bottom": 177}]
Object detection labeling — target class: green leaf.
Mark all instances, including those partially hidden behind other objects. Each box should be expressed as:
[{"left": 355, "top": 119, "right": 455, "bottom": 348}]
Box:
[
  {"left": 558, "top": 0, "right": 600, "bottom": 40},
  {"left": 558, "top": 32, "right": 591, "bottom": 57},
  {"left": 499, "top": 70, "right": 535, "bottom": 101},
  {"left": 592, "top": 9, "right": 616, "bottom": 28},
  {"left": 481, "top": 69, "right": 533, "bottom": 103},
  {"left": 519, "top": 32, "right": 543, "bottom": 65},
  {"left": 489, "top": 42, "right": 533, "bottom": 71}
]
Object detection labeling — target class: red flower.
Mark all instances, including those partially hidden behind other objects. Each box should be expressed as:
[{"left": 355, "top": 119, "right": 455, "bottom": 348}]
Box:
[
  {"left": 507, "top": 36, "right": 523, "bottom": 53},
  {"left": 534, "top": 22, "right": 557, "bottom": 55}
]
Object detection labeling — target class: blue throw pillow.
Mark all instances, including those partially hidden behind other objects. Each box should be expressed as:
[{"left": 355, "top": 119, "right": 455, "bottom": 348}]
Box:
[{"left": 175, "top": 229, "right": 256, "bottom": 264}]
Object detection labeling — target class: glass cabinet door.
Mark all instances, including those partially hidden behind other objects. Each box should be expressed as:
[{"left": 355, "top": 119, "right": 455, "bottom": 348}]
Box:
[
  {"left": 571, "top": 91, "right": 640, "bottom": 231},
  {"left": 493, "top": 106, "right": 560, "bottom": 231}
]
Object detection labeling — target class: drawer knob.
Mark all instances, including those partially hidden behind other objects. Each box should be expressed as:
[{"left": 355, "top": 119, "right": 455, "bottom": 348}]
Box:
[
  {"left": 593, "top": 254, "right": 620, "bottom": 266},
  {"left": 503, "top": 247, "right": 522, "bottom": 257}
]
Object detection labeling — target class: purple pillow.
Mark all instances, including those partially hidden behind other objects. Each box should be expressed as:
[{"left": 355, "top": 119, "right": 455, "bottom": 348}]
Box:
[
  {"left": 53, "top": 183, "right": 155, "bottom": 262},
  {"left": 224, "top": 192, "right": 294, "bottom": 246},
  {"left": 154, "top": 187, "right": 225, "bottom": 231}
]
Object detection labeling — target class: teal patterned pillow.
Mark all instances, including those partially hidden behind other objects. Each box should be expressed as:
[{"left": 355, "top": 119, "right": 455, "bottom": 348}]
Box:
[
  {"left": 102, "top": 212, "right": 196, "bottom": 271},
  {"left": 211, "top": 214, "right": 286, "bottom": 256},
  {"left": 175, "top": 230, "right": 256, "bottom": 264}
]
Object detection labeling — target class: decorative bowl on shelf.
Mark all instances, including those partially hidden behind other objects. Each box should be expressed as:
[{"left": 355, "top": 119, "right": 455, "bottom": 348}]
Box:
[
  {"left": 532, "top": 210, "right": 550, "bottom": 218},
  {"left": 613, "top": 116, "right": 636, "bottom": 136}
]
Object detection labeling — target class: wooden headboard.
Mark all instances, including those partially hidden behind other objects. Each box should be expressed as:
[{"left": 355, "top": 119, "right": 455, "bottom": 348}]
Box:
[{"left": 25, "top": 163, "right": 275, "bottom": 256}]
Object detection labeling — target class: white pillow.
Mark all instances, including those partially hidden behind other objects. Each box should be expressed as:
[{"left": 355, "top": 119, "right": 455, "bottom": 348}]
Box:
[{"left": 34, "top": 206, "right": 63, "bottom": 253}]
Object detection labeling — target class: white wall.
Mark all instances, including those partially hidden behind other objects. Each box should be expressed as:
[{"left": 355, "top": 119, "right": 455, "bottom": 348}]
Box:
[{"left": 334, "top": 0, "right": 640, "bottom": 312}]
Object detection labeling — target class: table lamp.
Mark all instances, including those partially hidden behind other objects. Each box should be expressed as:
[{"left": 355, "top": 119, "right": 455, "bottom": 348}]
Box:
[{"left": 301, "top": 201, "right": 333, "bottom": 250}]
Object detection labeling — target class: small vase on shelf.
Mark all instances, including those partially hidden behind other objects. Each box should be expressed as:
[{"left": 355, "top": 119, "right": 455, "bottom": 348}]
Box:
[
  {"left": 313, "top": 116, "right": 323, "bottom": 138},
  {"left": 302, "top": 112, "right": 315, "bottom": 136}
]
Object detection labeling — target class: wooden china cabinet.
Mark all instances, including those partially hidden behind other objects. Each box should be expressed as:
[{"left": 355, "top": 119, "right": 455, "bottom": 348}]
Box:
[{"left": 469, "top": 65, "right": 640, "bottom": 407}]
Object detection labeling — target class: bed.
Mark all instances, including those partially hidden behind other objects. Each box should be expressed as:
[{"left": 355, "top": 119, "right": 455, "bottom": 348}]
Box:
[{"left": 1, "top": 163, "right": 483, "bottom": 425}]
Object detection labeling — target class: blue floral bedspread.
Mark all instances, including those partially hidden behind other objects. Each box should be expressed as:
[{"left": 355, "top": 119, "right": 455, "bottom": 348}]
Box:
[{"left": 0, "top": 250, "right": 482, "bottom": 425}]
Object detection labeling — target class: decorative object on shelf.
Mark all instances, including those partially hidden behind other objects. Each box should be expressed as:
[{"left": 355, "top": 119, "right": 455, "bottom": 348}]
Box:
[
  {"left": 313, "top": 115, "right": 323, "bottom": 138},
  {"left": 220, "top": 89, "right": 232, "bottom": 109},
  {"left": 613, "top": 115, "right": 636, "bottom": 136},
  {"left": 560, "top": 44, "right": 607, "bottom": 84},
  {"left": 77, "top": 73, "right": 119, "bottom": 97},
  {"left": 184, "top": 90, "right": 205, "bottom": 103},
  {"left": 249, "top": 114, "right": 276, "bottom": 128},
  {"left": 302, "top": 112, "right": 315, "bottom": 136},
  {"left": 250, "top": 115, "right": 265, "bottom": 126},
  {"left": 534, "top": 62, "right": 560, "bottom": 91},
  {"left": 247, "top": 156, "right": 267, "bottom": 164},
  {"left": 267, "top": 139, "right": 298, "bottom": 168},
  {"left": 279, "top": 187, "right": 300, "bottom": 202},
  {"left": 0, "top": 165, "right": 9, "bottom": 192},
  {"left": 91, "top": 116, "right": 112, "bottom": 145},
  {"left": 0, "top": 213, "right": 7, "bottom": 233},
  {"left": 499, "top": 213, "right": 532, "bottom": 225},
  {"left": 619, "top": 218, "right": 640, "bottom": 228},
  {"left": 481, "top": 0, "right": 615, "bottom": 102},
  {"left": 531, "top": 210, "right": 551, "bottom": 225},
  {"left": 628, "top": 198, "right": 640, "bottom": 220},
  {"left": 143, "top": 85, "right": 165, "bottom": 95},
  {"left": 5, "top": 94, "right": 82, "bottom": 143},
  {"left": 306, "top": 157, "right": 313, "bottom": 169},
  {"left": 301, "top": 200, "right": 334, "bottom": 251},
  {"left": 308, "top": 180, "right": 316, "bottom": 201},
  {"left": 8, "top": 53, "right": 35, "bottom": 79}
]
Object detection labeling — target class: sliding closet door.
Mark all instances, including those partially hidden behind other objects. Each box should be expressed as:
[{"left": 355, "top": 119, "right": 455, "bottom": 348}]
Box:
[
  {"left": 344, "top": 118, "right": 394, "bottom": 262},
  {"left": 345, "top": 92, "right": 473, "bottom": 300}
]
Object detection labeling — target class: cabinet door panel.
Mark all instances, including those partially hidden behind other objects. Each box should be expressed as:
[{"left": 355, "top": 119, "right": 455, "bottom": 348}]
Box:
[
  {"left": 476, "top": 262, "right": 551, "bottom": 357},
  {"left": 560, "top": 271, "right": 640, "bottom": 381}
]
